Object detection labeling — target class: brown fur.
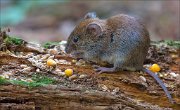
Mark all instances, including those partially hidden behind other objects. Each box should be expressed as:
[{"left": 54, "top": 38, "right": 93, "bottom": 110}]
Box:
[{"left": 66, "top": 13, "right": 150, "bottom": 71}]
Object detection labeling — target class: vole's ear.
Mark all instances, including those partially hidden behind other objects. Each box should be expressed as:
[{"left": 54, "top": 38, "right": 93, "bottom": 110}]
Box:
[
  {"left": 86, "top": 23, "right": 102, "bottom": 36},
  {"left": 84, "top": 12, "right": 97, "bottom": 19}
]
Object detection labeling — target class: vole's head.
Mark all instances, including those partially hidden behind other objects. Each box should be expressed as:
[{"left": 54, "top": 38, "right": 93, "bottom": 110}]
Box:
[{"left": 65, "top": 12, "right": 106, "bottom": 60}]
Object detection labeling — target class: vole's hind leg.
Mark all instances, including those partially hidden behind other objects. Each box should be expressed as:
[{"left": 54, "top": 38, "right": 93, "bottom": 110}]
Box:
[
  {"left": 93, "top": 58, "right": 127, "bottom": 74},
  {"left": 94, "top": 66, "right": 116, "bottom": 74},
  {"left": 93, "top": 61, "right": 122, "bottom": 74}
]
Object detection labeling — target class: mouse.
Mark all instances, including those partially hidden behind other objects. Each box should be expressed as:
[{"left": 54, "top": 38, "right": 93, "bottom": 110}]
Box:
[{"left": 65, "top": 12, "right": 175, "bottom": 104}]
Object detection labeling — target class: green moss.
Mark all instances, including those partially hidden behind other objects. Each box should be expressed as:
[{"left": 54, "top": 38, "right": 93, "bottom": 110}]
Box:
[
  {"left": 164, "top": 40, "right": 180, "bottom": 49},
  {"left": 43, "top": 42, "right": 60, "bottom": 49},
  {"left": 152, "top": 40, "right": 180, "bottom": 49},
  {"left": 0, "top": 74, "right": 56, "bottom": 88},
  {"left": 9, "top": 80, "right": 46, "bottom": 88},
  {"left": 32, "top": 74, "right": 55, "bottom": 84},
  {"left": 0, "top": 77, "right": 9, "bottom": 85},
  {"left": 4, "top": 36, "right": 24, "bottom": 45}
]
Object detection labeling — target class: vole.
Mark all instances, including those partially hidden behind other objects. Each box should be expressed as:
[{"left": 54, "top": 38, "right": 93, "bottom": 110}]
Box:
[{"left": 65, "top": 12, "right": 174, "bottom": 103}]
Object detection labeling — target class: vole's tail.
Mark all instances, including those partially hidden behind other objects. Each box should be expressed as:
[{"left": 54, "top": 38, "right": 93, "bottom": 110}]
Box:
[{"left": 142, "top": 68, "right": 175, "bottom": 104}]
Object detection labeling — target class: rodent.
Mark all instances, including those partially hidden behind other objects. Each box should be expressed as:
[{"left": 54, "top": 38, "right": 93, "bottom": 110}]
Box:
[{"left": 65, "top": 12, "right": 174, "bottom": 103}]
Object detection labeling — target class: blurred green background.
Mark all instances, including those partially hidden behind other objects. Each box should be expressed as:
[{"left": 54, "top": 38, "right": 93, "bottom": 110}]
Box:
[{"left": 0, "top": 0, "right": 179, "bottom": 43}]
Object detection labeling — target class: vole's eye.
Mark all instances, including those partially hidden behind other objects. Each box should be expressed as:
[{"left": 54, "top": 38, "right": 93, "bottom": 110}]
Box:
[{"left": 73, "top": 37, "right": 79, "bottom": 43}]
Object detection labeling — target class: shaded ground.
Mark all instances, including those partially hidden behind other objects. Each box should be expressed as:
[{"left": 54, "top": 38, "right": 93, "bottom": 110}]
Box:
[{"left": 0, "top": 29, "right": 180, "bottom": 110}]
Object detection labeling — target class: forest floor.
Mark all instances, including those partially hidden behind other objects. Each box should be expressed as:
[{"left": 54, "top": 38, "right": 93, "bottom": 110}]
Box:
[{"left": 0, "top": 29, "right": 180, "bottom": 110}]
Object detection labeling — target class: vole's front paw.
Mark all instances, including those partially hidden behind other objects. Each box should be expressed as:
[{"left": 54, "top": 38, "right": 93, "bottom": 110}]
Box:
[{"left": 93, "top": 65, "right": 115, "bottom": 74}]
